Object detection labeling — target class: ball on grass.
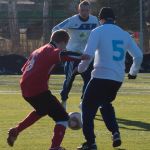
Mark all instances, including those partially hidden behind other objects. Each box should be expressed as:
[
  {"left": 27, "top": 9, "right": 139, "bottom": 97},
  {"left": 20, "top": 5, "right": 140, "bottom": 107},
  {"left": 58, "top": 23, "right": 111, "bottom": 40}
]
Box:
[{"left": 68, "top": 112, "right": 82, "bottom": 130}]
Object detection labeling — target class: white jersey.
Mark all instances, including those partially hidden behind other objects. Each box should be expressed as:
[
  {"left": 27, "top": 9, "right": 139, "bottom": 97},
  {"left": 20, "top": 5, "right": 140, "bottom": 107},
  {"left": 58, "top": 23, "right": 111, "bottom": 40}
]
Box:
[
  {"left": 52, "top": 14, "right": 99, "bottom": 53},
  {"left": 78, "top": 23, "right": 143, "bottom": 82}
]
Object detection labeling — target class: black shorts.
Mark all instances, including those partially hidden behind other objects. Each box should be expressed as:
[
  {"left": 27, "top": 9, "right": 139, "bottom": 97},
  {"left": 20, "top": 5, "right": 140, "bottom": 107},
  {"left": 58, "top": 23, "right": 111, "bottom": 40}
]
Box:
[
  {"left": 83, "top": 78, "right": 122, "bottom": 107},
  {"left": 24, "top": 90, "right": 69, "bottom": 122}
]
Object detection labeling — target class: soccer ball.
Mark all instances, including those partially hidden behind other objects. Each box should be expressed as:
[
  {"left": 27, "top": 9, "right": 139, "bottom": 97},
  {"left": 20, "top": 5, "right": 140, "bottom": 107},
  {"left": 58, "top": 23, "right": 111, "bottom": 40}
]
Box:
[{"left": 68, "top": 112, "right": 82, "bottom": 130}]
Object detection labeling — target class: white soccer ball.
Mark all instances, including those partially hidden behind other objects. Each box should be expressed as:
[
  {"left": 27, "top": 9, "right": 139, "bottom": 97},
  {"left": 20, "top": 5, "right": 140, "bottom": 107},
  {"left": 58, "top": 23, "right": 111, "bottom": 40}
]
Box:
[{"left": 68, "top": 112, "right": 82, "bottom": 130}]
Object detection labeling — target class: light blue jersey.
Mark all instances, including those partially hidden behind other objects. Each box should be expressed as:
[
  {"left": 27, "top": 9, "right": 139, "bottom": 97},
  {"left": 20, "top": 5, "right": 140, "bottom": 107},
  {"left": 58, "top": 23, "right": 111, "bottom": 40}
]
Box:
[
  {"left": 78, "top": 23, "right": 143, "bottom": 82},
  {"left": 52, "top": 14, "right": 99, "bottom": 53}
]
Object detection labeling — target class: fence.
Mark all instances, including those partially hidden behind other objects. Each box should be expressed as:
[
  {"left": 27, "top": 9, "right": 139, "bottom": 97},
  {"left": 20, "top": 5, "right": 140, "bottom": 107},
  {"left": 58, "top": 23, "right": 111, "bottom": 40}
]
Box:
[{"left": 0, "top": 0, "right": 150, "bottom": 56}]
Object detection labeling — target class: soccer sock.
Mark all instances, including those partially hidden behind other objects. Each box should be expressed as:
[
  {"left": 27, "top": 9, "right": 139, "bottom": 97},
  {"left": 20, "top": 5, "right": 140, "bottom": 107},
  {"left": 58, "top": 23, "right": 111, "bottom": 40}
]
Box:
[
  {"left": 16, "top": 110, "right": 42, "bottom": 133},
  {"left": 50, "top": 124, "right": 66, "bottom": 149}
]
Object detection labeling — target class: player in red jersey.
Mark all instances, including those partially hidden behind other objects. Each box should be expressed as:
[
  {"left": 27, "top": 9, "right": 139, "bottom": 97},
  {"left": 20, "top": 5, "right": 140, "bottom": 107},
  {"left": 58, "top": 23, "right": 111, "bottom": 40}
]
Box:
[{"left": 7, "top": 30, "right": 87, "bottom": 150}]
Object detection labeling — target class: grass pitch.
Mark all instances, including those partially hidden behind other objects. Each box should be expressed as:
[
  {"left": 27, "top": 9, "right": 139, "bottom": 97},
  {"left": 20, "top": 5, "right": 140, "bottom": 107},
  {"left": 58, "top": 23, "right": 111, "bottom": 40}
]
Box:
[{"left": 0, "top": 74, "right": 150, "bottom": 150}]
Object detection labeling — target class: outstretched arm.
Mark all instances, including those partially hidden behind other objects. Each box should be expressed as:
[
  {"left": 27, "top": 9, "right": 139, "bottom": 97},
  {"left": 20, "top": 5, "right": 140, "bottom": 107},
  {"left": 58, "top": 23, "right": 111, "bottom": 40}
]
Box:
[
  {"left": 78, "top": 29, "right": 99, "bottom": 73},
  {"left": 127, "top": 32, "right": 143, "bottom": 79},
  {"left": 52, "top": 18, "right": 70, "bottom": 32},
  {"left": 59, "top": 50, "right": 89, "bottom": 62}
]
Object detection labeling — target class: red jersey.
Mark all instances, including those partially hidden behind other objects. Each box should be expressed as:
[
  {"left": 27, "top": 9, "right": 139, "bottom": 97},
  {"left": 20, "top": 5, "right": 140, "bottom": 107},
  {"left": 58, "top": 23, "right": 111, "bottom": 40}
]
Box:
[{"left": 20, "top": 44, "right": 61, "bottom": 97}]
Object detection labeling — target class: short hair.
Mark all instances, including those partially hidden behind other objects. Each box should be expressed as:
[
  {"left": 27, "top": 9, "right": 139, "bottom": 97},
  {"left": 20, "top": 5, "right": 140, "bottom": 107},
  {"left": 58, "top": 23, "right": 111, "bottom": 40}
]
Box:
[
  {"left": 99, "top": 7, "right": 115, "bottom": 21},
  {"left": 50, "top": 30, "right": 69, "bottom": 43},
  {"left": 79, "top": 0, "right": 90, "bottom": 8}
]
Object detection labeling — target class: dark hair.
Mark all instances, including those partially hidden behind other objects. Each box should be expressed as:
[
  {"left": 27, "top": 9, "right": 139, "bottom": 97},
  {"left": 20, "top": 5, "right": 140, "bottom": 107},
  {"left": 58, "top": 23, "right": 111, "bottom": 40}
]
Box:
[
  {"left": 99, "top": 7, "right": 115, "bottom": 21},
  {"left": 79, "top": 0, "right": 90, "bottom": 8},
  {"left": 51, "top": 30, "right": 69, "bottom": 43}
]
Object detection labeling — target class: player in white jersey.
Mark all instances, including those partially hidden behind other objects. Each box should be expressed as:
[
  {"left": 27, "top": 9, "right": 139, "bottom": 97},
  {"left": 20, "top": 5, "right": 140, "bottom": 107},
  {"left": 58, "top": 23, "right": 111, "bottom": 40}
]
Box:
[
  {"left": 77, "top": 7, "right": 143, "bottom": 150},
  {"left": 52, "top": 0, "right": 99, "bottom": 109}
]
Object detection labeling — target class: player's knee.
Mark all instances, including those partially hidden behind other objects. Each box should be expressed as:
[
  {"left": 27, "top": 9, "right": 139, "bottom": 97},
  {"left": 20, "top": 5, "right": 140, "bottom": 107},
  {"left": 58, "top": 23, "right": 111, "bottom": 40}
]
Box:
[
  {"left": 61, "top": 112, "right": 69, "bottom": 121},
  {"left": 100, "top": 103, "right": 114, "bottom": 113},
  {"left": 53, "top": 112, "right": 69, "bottom": 123}
]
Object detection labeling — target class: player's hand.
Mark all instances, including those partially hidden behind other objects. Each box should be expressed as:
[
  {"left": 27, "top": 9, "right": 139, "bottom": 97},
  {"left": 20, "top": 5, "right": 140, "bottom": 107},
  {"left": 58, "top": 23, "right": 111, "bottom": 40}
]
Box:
[{"left": 128, "top": 74, "right": 137, "bottom": 79}]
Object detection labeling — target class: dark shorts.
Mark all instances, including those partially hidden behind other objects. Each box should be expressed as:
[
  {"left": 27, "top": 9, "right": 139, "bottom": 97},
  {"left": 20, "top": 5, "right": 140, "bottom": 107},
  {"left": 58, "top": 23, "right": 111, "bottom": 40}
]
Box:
[
  {"left": 83, "top": 78, "right": 122, "bottom": 107},
  {"left": 24, "top": 90, "right": 69, "bottom": 122}
]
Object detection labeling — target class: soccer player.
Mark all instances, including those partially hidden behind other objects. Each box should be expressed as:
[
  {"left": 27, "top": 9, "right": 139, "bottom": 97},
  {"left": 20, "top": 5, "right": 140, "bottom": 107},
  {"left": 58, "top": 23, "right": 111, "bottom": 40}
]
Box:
[
  {"left": 77, "top": 7, "right": 143, "bottom": 150},
  {"left": 7, "top": 30, "right": 87, "bottom": 150},
  {"left": 52, "top": 0, "right": 99, "bottom": 109}
]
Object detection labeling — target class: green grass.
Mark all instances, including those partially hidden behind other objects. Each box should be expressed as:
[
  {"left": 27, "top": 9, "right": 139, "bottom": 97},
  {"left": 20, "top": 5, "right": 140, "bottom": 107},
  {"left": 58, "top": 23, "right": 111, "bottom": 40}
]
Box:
[{"left": 0, "top": 74, "right": 150, "bottom": 150}]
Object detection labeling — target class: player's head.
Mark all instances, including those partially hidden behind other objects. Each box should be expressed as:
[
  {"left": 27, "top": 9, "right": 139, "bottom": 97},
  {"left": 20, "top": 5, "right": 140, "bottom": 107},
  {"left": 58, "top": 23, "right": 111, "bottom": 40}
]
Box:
[
  {"left": 98, "top": 7, "right": 115, "bottom": 24},
  {"left": 50, "top": 30, "right": 70, "bottom": 49},
  {"left": 78, "top": 0, "right": 91, "bottom": 19}
]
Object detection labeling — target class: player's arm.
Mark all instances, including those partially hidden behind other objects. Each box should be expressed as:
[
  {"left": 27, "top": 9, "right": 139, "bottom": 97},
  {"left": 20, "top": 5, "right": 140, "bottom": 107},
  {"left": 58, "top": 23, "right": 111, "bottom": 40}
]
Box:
[
  {"left": 78, "top": 29, "right": 99, "bottom": 73},
  {"left": 59, "top": 50, "right": 89, "bottom": 62},
  {"left": 126, "top": 32, "right": 143, "bottom": 79},
  {"left": 52, "top": 18, "right": 70, "bottom": 32}
]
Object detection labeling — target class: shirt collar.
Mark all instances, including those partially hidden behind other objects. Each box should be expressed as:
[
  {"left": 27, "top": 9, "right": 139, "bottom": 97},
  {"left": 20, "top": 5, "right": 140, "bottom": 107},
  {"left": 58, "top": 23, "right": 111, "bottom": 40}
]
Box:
[
  {"left": 104, "top": 20, "right": 115, "bottom": 25},
  {"left": 79, "top": 15, "right": 89, "bottom": 22}
]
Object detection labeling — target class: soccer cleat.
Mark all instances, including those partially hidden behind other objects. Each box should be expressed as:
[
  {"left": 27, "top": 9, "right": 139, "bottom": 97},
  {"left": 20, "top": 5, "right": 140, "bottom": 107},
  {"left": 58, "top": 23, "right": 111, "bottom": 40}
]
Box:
[
  {"left": 7, "top": 128, "right": 19, "bottom": 147},
  {"left": 61, "top": 101, "right": 67, "bottom": 110},
  {"left": 77, "top": 142, "right": 97, "bottom": 150},
  {"left": 112, "top": 132, "right": 122, "bottom": 147},
  {"left": 49, "top": 147, "right": 66, "bottom": 150}
]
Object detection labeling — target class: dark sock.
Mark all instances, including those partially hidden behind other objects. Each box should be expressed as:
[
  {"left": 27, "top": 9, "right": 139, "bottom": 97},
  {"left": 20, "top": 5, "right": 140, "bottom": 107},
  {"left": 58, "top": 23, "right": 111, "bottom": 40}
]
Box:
[{"left": 50, "top": 124, "right": 66, "bottom": 149}]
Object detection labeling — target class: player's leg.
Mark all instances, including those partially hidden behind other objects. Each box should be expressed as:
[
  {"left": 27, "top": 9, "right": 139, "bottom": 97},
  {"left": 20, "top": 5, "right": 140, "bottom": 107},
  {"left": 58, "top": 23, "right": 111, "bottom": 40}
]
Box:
[
  {"left": 7, "top": 110, "right": 41, "bottom": 147},
  {"left": 78, "top": 78, "right": 122, "bottom": 149},
  {"left": 7, "top": 92, "right": 52, "bottom": 147},
  {"left": 100, "top": 103, "right": 121, "bottom": 147},
  {"left": 46, "top": 92, "right": 69, "bottom": 150},
  {"left": 80, "top": 62, "right": 93, "bottom": 109},
  {"left": 79, "top": 61, "right": 93, "bottom": 110},
  {"left": 79, "top": 73, "right": 91, "bottom": 110},
  {"left": 99, "top": 80, "right": 122, "bottom": 147},
  {"left": 60, "top": 61, "right": 76, "bottom": 109},
  {"left": 77, "top": 79, "right": 100, "bottom": 150},
  {"left": 80, "top": 61, "right": 93, "bottom": 99}
]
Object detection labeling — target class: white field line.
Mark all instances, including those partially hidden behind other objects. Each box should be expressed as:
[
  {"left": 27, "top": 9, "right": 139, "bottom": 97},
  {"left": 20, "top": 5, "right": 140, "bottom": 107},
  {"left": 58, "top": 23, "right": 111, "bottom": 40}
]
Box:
[
  {"left": 0, "top": 90, "right": 150, "bottom": 95},
  {"left": 1, "top": 80, "right": 150, "bottom": 84}
]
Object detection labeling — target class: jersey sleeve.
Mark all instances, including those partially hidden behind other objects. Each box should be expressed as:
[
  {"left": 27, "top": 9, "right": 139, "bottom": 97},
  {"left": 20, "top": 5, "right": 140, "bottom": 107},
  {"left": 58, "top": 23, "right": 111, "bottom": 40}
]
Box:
[
  {"left": 59, "top": 50, "right": 83, "bottom": 62},
  {"left": 78, "top": 57, "right": 93, "bottom": 73},
  {"left": 78, "top": 29, "right": 99, "bottom": 73},
  {"left": 52, "top": 18, "right": 70, "bottom": 32},
  {"left": 126, "top": 32, "right": 143, "bottom": 75},
  {"left": 84, "top": 29, "right": 99, "bottom": 56}
]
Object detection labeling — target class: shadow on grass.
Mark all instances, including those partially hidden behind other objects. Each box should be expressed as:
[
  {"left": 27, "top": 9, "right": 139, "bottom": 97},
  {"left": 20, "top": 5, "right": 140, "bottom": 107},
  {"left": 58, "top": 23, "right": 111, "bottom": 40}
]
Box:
[
  {"left": 114, "top": 148, "right": 126, "bottom": 150},
  {"left": 95, "top": 114, "right": 150, "bottom": 131}
]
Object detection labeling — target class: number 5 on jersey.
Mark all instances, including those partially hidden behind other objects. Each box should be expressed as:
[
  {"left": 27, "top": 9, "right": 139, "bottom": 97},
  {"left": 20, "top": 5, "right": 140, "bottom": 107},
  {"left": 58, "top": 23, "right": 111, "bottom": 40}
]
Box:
[{"left": 112, "top": 40, "right": 124, "bottom": 61}]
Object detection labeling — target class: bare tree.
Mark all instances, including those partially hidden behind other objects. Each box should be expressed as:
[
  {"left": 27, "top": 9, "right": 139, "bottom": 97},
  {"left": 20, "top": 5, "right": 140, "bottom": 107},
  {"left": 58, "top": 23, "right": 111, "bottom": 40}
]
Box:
[
  {"left": 8, "top": 0, "right": 20, "bottom": 53},
  {"left": 42, "top": 0, "right": 50, "bottom": 44}
]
